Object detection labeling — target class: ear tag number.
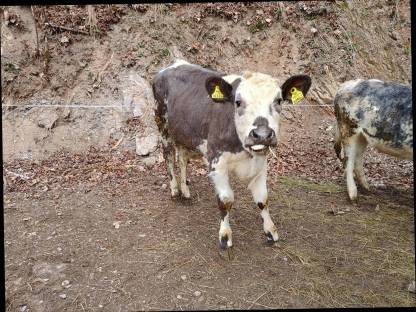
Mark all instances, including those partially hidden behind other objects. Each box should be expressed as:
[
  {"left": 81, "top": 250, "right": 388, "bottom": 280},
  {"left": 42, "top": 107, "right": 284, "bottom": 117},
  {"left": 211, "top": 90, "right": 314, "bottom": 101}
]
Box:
[
  {"left": 291, "top": 87, "right": 304, "bottom": 105},
  {"left": 211, "top": 85, "right": 224, "bottom": 100}
]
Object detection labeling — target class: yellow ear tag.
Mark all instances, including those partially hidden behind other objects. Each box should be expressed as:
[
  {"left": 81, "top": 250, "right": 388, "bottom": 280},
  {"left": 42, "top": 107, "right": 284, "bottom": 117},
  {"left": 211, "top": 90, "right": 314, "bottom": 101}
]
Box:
[
  {"left": 211, "top": 85, "right": 224, "bottom": 100},
  {"left": 291, "top": 87, "right": 304, "bottom": 105}
]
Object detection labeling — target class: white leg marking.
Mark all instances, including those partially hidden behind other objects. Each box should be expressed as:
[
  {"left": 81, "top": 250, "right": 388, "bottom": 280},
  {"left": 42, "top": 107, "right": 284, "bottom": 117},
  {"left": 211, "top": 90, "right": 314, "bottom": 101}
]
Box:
[
  {"left": 261, "top": 208, "right": 279, "bottom": 241},
  {"left": 354, "top": 137, "right": 370, "bottom": 190},
  {"left": 168, "top": 160, "right": 179, "bottom": 197},
  {"left": 164, "top": 143, "right": 179, "bottom": 197},
  {"left": 210, "top": 156, "right": 234, "bottom": 248},
  {"left": 248, "top": 166, "right": 278, "bottom": 242},
  {"left": 209, "top": 168, "right": 234, "bottom": 203},
  {"left": 219, "top": 213, "right": 233, "bottom": 248},
  {"left": 345, "top": 139, "right": 358, "bottom": 200}
]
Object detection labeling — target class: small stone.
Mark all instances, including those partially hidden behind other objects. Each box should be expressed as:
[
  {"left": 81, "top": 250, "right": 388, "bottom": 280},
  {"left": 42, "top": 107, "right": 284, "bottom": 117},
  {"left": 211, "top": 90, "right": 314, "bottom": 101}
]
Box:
[
  {"left": 98, "top": 304, "right": 103, "bottom": 308},
  {"left": 334, "top": 29, "right": 342, "bottom": 36},
  {"left": 113, "top": 221, "right": 121, "bottom": 229},
  {"left": 19, "top": 305, "right": 27, "bottom": 312},
  {"left": 198, "top": 295, "right": 205, "bottom": 302},
  {"left": 177, "top": 294, "right": 182, "bottom": 299},
  {"left": 57, "top": 247, "right": 62, "bottom": 252},
  {"left": 138, "top": 234, "right": 146, "bottom": 238},
  {"left": 61, "top": 280, "right": 71, "bottom": 288},
  {"left": 142, "top": 156, "right": 157, "bottom": 168},
  {"left": 265, "top": 18, "right": 272, "bottom": 23},
  {"left": 375, "top": 204, "right": 380, "bottom": 211},
  {"left": 133, "top": 105, "right": 143, "bottom": 117},
  {"left": 60, "top": 36, "right": 69, "bottom": 44},
  {"left": 389, "top": 31, "right": 399, "bottom": 41},
  {"left": 79, "top": 60, "right": 87, "bottom": 68},
  {"left": 37, "top": 110, "right": 59, "bottom": 130},
  {"left": 311, "top": 27, "right": 318, "bottom": 34},
  {"left": 408, "top": 280, "right": 415, "bottom": 293},
  {"left": 283, "top": 256, "right": 288, "bottom": 262},
  {"left": 180, "top": 275, "right": 187, "bottom": 281},
  {"left": 161, "top": 183, "right": 167, "bottom": 190},
  {"left": 59, "top": 294, "right": 67, "bottom": 299},
  {"left": 193, "top": 290, "right": 201, "bottom": 297},
  {"left": 136, "top": 134, "right": 159, "bottom": 156}
]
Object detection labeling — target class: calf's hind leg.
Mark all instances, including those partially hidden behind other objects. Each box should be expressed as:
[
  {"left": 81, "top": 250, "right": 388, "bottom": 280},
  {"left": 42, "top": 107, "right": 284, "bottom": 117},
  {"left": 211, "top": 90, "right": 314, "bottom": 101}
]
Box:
[
  {"left": 343, "top": 135, "right": 359, "bottom": 201},
  {"left": 353, "top": 134, "right": 370, "bottom": 191},
  {"left": 178, "top": 146, "right": 191, "bottom": 199},
  {"left": 162, "top": 138, "right": 179, "bottom": 197}
]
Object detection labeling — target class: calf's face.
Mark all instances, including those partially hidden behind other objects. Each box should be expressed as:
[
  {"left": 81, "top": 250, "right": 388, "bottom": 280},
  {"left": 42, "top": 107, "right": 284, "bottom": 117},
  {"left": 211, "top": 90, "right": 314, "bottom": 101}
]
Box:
[{"left": 206, "top": 73, "right": 311, "bottom": 155}]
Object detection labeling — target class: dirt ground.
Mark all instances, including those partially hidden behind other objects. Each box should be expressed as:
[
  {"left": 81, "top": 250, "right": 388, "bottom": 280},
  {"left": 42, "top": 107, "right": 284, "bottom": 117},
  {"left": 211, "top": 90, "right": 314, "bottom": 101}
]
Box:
[{"left": 2, "top": 2, "right": 415, "bottom": 310}]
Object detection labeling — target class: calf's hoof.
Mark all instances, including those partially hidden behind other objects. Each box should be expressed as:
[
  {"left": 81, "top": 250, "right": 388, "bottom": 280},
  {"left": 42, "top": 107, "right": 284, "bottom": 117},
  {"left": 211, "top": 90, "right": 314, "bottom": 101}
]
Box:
[
  {"left": 265, "top": 231, "right": 278, "bottom": 246},
  {"left": 171, "top": 191, "right": 180, "bottom": 199},
  {"left": 219, "top": 235, "right": 232, "bottom": 250},
  {"left": 180, "top": 186, "right": 191, "bottom": 200},
  {"left": 170, "top": 185, "right": 180, "bottom": 198},
  {"left": 347, "top": 187, "right": 358, "bottom": 202},
  {"left": 358, "top": 184, "right": 371, "bottom": 193}
]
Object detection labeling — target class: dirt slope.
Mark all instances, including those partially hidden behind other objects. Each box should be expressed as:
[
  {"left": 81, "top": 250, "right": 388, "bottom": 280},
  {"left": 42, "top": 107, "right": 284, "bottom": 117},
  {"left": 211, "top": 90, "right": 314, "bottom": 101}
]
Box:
[{"left": 2, "top": 2, "right": 414, "bottom": 310}]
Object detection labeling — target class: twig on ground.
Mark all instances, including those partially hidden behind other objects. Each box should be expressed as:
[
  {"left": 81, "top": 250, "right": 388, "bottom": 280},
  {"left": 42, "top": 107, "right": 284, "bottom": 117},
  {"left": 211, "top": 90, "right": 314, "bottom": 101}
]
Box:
[
  {"left": 239, "top": 296, "right": 275, "bottom": 309},
  {"left": 94, "top": 52, "right": 114, "bottom": 85},
  {"left": 111, "top": 136, "right": 124, "bottom": 150},
  {"left": 247, "top": 290, "right": 269, "bottom": 309},
  {"left": 44, "top": 22, "right": 89, "bottom": 35},
  {"left": 30, "top": 6, "right": 40, "bottom": 56}
]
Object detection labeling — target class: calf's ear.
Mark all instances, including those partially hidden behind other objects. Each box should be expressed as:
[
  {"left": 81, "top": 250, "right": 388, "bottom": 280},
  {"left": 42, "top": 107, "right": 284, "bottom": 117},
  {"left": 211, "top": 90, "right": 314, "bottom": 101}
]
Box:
[
  {"left": 281, "top": 75, "right": 312, "bottom": 104},
  {"left": 205, "top": 76, "right": 233, "bottom": 103}
]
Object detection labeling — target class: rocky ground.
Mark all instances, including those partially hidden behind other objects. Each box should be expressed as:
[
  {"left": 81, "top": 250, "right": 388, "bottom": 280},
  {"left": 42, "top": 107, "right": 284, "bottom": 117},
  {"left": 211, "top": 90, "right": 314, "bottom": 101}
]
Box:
[{"left": 2, "top": 2, "right": 414, "bottom": 310}]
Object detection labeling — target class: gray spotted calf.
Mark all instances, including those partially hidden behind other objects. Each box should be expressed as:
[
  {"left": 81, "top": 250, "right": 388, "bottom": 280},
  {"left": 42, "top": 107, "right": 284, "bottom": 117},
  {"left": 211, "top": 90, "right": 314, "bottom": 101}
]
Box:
[
  {"left": 152, "top": 59, "right": 311, "bottom": 249},
  {"left": 334, "top": 79, "right": 413, "bottom": 201}
]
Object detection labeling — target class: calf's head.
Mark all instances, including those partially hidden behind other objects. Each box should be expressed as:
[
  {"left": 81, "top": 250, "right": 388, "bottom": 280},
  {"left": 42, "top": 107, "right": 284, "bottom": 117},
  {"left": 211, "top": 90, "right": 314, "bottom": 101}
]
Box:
[{"left": 206, "top": 72, "right": 311, "bottom": 155}]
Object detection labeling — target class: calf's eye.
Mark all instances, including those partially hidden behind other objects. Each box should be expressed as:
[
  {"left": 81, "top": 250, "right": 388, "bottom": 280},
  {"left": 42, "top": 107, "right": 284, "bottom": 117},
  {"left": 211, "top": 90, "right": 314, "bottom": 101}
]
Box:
[{"left": 235, "top": 100, "right": 241, "bottom": 108}]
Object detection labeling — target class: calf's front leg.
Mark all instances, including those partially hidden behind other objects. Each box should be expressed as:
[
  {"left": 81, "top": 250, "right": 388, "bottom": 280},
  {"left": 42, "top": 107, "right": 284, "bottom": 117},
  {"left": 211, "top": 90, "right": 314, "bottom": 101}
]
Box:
[{"left": 248, "top": 169, "right": 279, "bottom": 244}]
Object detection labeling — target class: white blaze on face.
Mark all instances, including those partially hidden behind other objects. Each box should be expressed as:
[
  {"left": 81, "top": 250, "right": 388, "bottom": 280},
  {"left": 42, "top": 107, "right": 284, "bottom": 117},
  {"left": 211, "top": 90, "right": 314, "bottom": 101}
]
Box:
[{"left": 231, "top": 72, "right": 281, "bottom": 148}]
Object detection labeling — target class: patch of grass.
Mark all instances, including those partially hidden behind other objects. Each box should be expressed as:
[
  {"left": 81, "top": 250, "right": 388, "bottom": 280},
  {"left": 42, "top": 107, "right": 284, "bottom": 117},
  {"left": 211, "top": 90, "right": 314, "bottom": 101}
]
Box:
[
  {"left": 161, "top": 48, "right": 170, "bottom": 57},
  {"left": 336, "top": 1, "right": 350, "bottom": 10},
  {"left": 159, "top": 4, "right": 170, "bottom": 14},
  {"left": 278, "top": 176, "right": 344, "bottom": 194},
  {"left": 404, "top": 46, "right": 411, "bottom": 55},
  {"left": 275, "top": 8, "right": 282, "bottom": 20},
  {"left": 4, "top": 62, "right": 20, "bottom": 73},
  {"left": 249, "top": 20, "right": 267, "bottom": 33},
  {"left": 324, "top": 25, "right": 333, "bottom": 33}
]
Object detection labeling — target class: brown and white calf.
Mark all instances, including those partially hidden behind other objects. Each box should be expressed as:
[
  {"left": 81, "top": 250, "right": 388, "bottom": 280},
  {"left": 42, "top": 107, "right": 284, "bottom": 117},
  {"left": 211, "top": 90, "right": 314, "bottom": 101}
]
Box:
[
  {"left": 152, "top": 59, "right": 311, "bottom": 249},
  {"left": 334, "top": 79, "right": 413, "bottom": 201}
]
